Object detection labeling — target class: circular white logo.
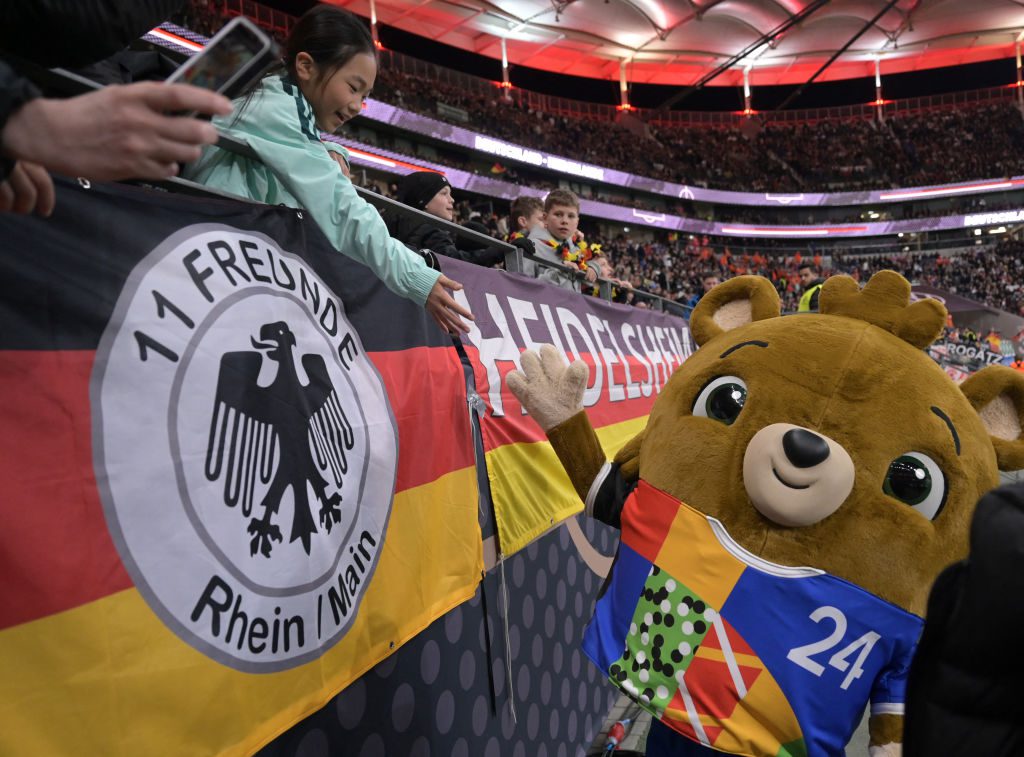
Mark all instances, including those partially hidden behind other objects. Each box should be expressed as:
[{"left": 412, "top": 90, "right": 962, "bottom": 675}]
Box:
[{"left": 92, "top": 225, "right": 397, "bottom": 671}]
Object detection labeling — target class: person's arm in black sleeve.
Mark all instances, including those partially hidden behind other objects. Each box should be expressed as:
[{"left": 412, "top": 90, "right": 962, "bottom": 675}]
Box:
[
  {"left": 0, "top": 59, "right": 40, "bottom": 182},
  {"left": 474, "top": 236, "right": 532, "bottom": 268},
  {"left": 0, "top": 1, "right": 187, "bottom": 68},
  {"left": 455, "top": 234, "right": 531, "bottom": 268},
  {"left": 420, "top": 226, "right": 473, "bottom": 262},
  {"left": 585, "top": 462, "right": 638, "bottom": 529},
  {"left": 471, "top": 243, "right": 510, "bottom": 267}
]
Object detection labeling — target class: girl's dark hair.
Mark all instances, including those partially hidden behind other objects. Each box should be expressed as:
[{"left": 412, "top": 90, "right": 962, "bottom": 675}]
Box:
[
  {"left": 284, "top": 6, "right": 376, "bottom": 84},
  {"left": 232, "top": 7, "right": 375, "bottom": 126}
]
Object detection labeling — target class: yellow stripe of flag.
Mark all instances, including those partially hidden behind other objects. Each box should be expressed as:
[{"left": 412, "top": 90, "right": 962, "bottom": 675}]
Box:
[
  {"left": 486, "top": 417, "right": 648, "bottom": 556},
  {"left": 0, "top": 466, "right": 481, "bottom": 757}
]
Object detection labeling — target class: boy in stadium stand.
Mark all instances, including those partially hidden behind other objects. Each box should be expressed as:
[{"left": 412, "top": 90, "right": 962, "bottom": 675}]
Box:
[
  {"left": 385, "top": 170, "right": 531, "bottom": 268},
  {"left": 798, "top": 263, "right": 826, "bottom": 312},
  {"left": 507, "top": 195, "right": 544, "bottom": 242},
  {"left": 528, "top": 189, "right": 597, "bottom": 291}
]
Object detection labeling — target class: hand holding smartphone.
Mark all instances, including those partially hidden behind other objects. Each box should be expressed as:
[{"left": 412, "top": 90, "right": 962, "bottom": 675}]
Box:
[{"left": 165, "top": 17, "right": 277, "bottom": 102}]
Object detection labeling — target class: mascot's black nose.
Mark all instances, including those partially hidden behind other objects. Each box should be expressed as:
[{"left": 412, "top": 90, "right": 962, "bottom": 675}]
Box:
[{"left": 783, "top": 428, "right": 830, "bottom": 468}]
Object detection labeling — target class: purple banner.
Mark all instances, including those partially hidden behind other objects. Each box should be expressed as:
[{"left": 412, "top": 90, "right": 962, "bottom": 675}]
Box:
[
  {"left": 440, "top": 257, "right": 692, "bottom": 421},
  {"left": 439, "top": 255, "right": 692, "bottom": 556}
]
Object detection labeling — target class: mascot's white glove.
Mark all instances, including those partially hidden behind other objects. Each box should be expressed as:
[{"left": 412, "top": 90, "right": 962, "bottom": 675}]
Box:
[{"left": 506, "top": 344, "right": 589, "bottom": 432}]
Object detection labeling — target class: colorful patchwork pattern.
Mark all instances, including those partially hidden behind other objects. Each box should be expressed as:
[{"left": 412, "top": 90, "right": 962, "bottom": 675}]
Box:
[
  {"left": 608, "top": 563, "right": 803, "bottom": 755},
  {"left": 609, "top": 567, "right": 709, "bottom": 714},
  {"left": 583, "top": 481, "right": 924, "bottom": 757}
]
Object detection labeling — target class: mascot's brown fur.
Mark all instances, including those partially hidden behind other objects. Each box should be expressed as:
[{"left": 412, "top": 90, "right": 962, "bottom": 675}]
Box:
[{"left": 508, "top": 272, "right": 1024, "bottom": 756}]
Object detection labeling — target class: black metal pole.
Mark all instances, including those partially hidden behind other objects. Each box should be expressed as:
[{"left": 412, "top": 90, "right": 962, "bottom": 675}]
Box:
[
  {"left": 772, "top": 0, "right": 902, "bottom": 113},
  {"left": 656, "top": 0, "right": 833, "bottom": 111}
]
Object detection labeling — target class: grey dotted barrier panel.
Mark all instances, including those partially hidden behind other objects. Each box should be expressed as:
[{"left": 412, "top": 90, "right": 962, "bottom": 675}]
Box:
[{"left": 258, "top": 516, "right": 621, "bottom": 756}]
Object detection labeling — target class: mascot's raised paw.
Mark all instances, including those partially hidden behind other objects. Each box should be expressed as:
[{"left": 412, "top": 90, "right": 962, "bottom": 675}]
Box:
[{"left": 507, "top": 344, "right": 589, "bottom": 432}]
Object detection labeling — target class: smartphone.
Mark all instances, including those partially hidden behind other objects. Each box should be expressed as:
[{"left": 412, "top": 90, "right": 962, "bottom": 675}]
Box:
[{"left": 165, "top": 17, "right": 276, "bottom": 100}]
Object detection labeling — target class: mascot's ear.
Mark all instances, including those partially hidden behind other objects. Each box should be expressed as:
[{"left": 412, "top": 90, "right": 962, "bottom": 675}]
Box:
[
  {"left": 613, "top": 429, "right": 646, "bottom": 481},
  {"left": 960, "top": 365, "right": 1024, "bottom": 471},
  {"left": 690, "top": 275, "right": 781, "bottom": 347}
]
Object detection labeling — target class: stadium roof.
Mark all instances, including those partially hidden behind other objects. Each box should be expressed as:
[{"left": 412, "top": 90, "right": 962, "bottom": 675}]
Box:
[{"left": 329, "top": 0, "right": 1024, "bottom": 87}]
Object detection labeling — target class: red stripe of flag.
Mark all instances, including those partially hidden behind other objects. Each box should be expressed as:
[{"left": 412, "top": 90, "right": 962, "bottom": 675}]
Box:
[
  {"left": 369, "top": 347, "right": 475, "bottom": 491},
  {"left": 0, "top": 351, "right": 131, "bottom": 630}
]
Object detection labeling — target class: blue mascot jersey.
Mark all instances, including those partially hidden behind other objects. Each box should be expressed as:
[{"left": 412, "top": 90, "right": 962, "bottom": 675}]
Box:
[{"left": 582, "top": 481, "right": 923, "bottom": 757}]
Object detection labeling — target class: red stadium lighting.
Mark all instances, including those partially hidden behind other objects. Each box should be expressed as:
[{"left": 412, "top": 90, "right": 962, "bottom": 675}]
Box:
[
  {"left": 374, "top": 40, "right": 384, "bottom": 50},
  {"left": 616, "top": 104, "right": 634, "bottom": 111},
  {"left": 869, "top": 98, "right": 891, "bottom": 106},
  {"left": 739, "top": 108, "right": 758, "bottom": 116},
  {"left": 345, "top": 146, "right": 445, "bottom": 174}
]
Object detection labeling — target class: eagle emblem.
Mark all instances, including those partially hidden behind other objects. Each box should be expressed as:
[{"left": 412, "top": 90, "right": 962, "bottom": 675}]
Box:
[{"left": 205, "top": 321, "right": 354, "bottom": 558}]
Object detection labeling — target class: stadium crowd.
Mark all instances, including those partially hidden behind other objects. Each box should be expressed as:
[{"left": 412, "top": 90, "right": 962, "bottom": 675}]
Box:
[
  {"left": 589, "top": 235, "right": 1024, "bottom": 326},
  {"left": 349, "top": 160, "right": 1024, "bottom": 323},
  {"left": 333, "top": 117, "right": 1024, "bottom": 226},
  {"left": 370, "top": 66, "right": 1024, "bottom": 194}
]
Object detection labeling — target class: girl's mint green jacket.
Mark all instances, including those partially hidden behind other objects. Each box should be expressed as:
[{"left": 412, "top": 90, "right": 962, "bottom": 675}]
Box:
[{"left": 183, "top": 76, "right": 440, "bottom": 305}]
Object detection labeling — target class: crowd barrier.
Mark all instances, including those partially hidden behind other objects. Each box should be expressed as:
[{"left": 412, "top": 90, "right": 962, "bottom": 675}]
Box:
[{"left": 0, "top": 177, "right": 691, "bottom": 755}]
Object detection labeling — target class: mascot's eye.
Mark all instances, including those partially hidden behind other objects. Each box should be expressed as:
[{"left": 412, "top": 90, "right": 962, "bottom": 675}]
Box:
[
  {"left": 692, "top": 376, "right": 747, "bottom": 425},
  {"left": 882, "top": 452, "right": 947, "bottom": 521}
]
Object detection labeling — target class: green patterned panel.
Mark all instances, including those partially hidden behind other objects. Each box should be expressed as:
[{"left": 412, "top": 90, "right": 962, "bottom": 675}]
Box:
[{"left": 608, "top": 565, "right": 713, "bottom": 716}]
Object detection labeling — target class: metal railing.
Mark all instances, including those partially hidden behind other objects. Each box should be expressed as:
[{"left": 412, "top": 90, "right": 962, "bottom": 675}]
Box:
[{"left": 881, "top": 85, "right": 1021, "bottom": 119}]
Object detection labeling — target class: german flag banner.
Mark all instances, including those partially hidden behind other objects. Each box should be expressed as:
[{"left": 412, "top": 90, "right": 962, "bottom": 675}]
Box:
[
  {"left": 445, "top": 258, "right": 693, "bottom": 556},
  {"left": 0, "top": 180, "right": 482, "bottom": 755}
]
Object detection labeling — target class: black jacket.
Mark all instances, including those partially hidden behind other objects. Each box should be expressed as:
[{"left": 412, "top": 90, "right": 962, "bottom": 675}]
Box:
[
  {"left": 0, "top": 0, "right": 185, "bottom": 180},
  {"left": 903, "top": 482, "right": 1024, "bottom": 756},
  {"left": 0, "top": 60, "right": 39, "bottom": 180},
  {"left": 387, "top": 214, "right": 507, "bottom": 268},
  {"left": 0, "top": 1, "right": 186, "bottom": 67}
]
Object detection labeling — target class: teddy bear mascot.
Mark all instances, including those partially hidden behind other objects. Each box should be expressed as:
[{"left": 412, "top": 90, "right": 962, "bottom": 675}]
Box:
[{"left": 506, "top": 272, "right": 1024, "bottom": 757}]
